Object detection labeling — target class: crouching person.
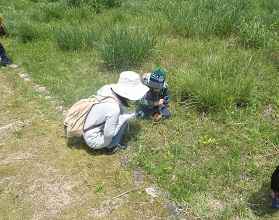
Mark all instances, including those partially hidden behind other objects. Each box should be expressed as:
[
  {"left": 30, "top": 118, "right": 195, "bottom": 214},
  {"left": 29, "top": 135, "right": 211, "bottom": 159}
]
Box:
[
  {"left": 83, "top": 71, "right": 149, "bottom": 153},
  {"left": 137, "top": 67, "right": 171, "bottom": 121}
]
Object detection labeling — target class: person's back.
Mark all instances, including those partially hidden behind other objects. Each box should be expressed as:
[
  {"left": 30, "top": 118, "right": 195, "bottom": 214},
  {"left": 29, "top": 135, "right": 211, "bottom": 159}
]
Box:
[{"left": 83, "top": 71, "right": 149, "bottom": 153}]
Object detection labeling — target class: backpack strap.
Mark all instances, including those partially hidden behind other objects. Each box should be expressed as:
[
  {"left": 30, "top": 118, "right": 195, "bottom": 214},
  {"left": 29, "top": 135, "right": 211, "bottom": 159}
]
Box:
[
  {"left": 82, "top": 97, "right": 119, "bottom": 133},
  {"left": 83, "top": 121, "right": 106, "bottom": 133}
]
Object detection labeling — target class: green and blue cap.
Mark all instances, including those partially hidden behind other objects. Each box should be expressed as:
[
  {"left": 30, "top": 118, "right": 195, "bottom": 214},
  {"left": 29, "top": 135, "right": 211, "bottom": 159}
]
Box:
[{"left": 148, "top": 68, "right": 167, "bottom": 89}]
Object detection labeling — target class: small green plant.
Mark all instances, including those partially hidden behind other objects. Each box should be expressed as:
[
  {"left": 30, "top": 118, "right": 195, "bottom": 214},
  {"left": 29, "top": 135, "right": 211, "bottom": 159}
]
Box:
[
  {"left": 36, "top": 130, "right": 47, "bottom": 136},
  {"left": 94, "top": 183, "right": 103, "bottom": 192},
  {"left": 5, "top": 184, "right": 21, "bottom": 210},
  {"left": 13, "top": 130, "right": 24, "bottom": 138}
]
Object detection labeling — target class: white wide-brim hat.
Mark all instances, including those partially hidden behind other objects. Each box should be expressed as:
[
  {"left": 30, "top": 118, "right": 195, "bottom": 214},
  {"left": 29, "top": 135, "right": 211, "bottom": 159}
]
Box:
[{"left": 111, "top": 71, "right": 149, "bottom": 100}]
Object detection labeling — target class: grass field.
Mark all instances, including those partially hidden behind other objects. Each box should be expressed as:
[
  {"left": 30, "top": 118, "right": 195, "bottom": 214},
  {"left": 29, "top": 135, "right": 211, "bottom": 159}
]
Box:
[{"left": 1, "top": 0, "right": 279, "bottom": 219}]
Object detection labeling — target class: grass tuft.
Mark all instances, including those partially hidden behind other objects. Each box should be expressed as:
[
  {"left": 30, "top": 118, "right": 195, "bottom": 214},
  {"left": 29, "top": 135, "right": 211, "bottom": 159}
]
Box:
[
  {"left": 97, "top": 26, "right": 157, "bottom": 70},
  {"left": 53, "top": 25, "right": 98, "bottom": 51}
]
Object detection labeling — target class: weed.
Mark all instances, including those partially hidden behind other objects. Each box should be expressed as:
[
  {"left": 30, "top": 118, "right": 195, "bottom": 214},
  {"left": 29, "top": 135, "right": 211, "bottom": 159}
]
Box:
[
  {"left": 13, "top": 130, "right": 24, "bottom": 138},
  {"left": 94, "top": 183, "right": 103, "bottom": 192},
  {"left": 36, "top": 130, "right": 47, "bottom": 136},
  {"left": 4, "top": 184, "right": 21, "bottom": 211}
]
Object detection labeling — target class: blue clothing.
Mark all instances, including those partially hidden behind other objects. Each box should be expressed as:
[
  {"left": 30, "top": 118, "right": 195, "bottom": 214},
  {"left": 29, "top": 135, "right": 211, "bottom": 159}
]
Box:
[
  {"left": 107, "top": 121, "right": 127, "bottom": 148},
  {"left": 0, "top": 42, "right": 11, "bottom": 66}
]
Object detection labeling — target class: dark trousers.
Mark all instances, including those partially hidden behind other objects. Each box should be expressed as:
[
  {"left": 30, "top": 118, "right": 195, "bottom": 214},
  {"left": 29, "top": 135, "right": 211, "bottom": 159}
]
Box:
[
  {"left": 139, "top": 104, "right": 171, "bottom": 118},
  {"left": 0, "top": 42, "right": 10, "bottom": 66}
]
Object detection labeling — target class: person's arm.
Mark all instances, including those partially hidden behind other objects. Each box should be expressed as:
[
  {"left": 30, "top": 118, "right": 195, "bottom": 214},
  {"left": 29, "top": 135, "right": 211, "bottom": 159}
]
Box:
[
  {"left": 85, "top": 102, "right": 120, "bottom": 139},
  {"left": 163, "top": 83, "right": 170, "bottom": 107},
  {"left": 138, "top": 95, "right": 155, "bottom": 108},
  {"left": 103, "top": 107, "right": 121, "bottom": 138},
  {"left": 103, "top": 105, "right": 135, "bottom": 137}
]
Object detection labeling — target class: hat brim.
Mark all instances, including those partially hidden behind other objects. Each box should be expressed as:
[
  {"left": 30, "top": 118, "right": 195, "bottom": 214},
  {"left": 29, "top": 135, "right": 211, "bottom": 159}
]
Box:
[
  {"left": 148, "top": 80, "right": 164, "bottom": 89},
  {"left": 111, "top": 83, "right": 149, "bottom": 100}
]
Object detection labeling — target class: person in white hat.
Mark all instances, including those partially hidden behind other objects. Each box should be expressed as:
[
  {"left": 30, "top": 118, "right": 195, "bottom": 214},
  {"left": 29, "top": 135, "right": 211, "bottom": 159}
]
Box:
[{"left": 83, "top": 71, "right": 149, "bottom": 153}]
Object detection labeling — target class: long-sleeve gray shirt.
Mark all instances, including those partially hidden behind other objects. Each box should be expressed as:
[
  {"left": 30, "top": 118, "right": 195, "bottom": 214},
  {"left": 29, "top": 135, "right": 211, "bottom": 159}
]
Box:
[{"left": 83, "top": 85, "right": 125, "bottom": 149}]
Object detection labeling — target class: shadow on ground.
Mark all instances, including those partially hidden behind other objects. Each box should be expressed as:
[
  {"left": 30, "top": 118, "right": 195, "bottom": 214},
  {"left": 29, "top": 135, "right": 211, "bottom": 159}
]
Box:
[
  {"left": 248, "top": 181, "right": 279, "bottom": 217},
  {"left": 66, "top": 120, "right": 142, "bottom": 157}
]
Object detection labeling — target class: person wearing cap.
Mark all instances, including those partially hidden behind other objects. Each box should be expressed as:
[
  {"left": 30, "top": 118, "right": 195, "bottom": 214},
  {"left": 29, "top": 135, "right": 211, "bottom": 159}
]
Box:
[
  {"left": 83, "top": 71, "right": 149, "bottom": 153},
  {"left": 137, "top": 67, "right": 171, "bottom": 120},
  {"left": 0, "top": 13, "right": 11, "bottom": 67}
]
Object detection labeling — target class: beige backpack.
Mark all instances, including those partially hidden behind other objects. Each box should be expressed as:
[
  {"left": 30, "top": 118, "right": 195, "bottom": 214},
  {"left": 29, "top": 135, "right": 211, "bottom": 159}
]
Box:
[{"left": 64, "top": 96, "right": 118, "bottom": 138}]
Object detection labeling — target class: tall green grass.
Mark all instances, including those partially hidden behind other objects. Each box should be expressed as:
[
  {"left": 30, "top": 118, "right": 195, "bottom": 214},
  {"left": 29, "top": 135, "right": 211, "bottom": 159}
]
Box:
[
  {"left": 29, "top": 2, "right": 64, "bottom": 22},
  {"left": 53, "top": 25, "right": 98, "bottom": 51},
  {"left": 164, "top": 0, "right": 278, "bottom": 49},
  {"left": 176, "top": 50, "right": 257, "bottom": 112},
  {"left": 64, "top": 0, "right": 121, "bottom": 12},
  {"left": 97, "top": 27, "right": 157, "bottom": 70},
  {"left": 11, "top": 20, "right": 48, "bottom": 43}
]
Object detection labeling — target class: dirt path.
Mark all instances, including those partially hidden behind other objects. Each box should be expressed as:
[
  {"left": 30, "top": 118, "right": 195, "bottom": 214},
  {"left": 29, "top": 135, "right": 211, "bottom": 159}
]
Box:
[{"left": 0, "top": 66, "right": 187, "bottom": 220}]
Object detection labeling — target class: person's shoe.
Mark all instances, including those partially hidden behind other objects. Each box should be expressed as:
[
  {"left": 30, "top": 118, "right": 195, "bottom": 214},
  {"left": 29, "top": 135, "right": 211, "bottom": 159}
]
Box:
[
  {"left": 104, "top": 144, "right": 126, "bottom": 153},
  {"left": 3, "top": 61, "right": 11, "bottom": 67},
  {"left": 153, "top": 113, "right": 162, "bottom": 122}
]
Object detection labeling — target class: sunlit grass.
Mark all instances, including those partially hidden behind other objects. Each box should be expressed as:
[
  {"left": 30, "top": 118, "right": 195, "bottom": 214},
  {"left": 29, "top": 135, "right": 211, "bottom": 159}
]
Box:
[
  {"left": 0, "top": 0, "right": 278, "bottom": 218},
  {"left": 97, "top": 26, "right": 157, "bottom": 70}
]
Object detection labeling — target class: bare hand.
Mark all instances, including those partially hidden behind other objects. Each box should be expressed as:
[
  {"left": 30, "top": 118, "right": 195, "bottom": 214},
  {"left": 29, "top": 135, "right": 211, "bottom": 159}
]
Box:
[{"left": 154, "top": 99, "right": 164, "bottom": 106}]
